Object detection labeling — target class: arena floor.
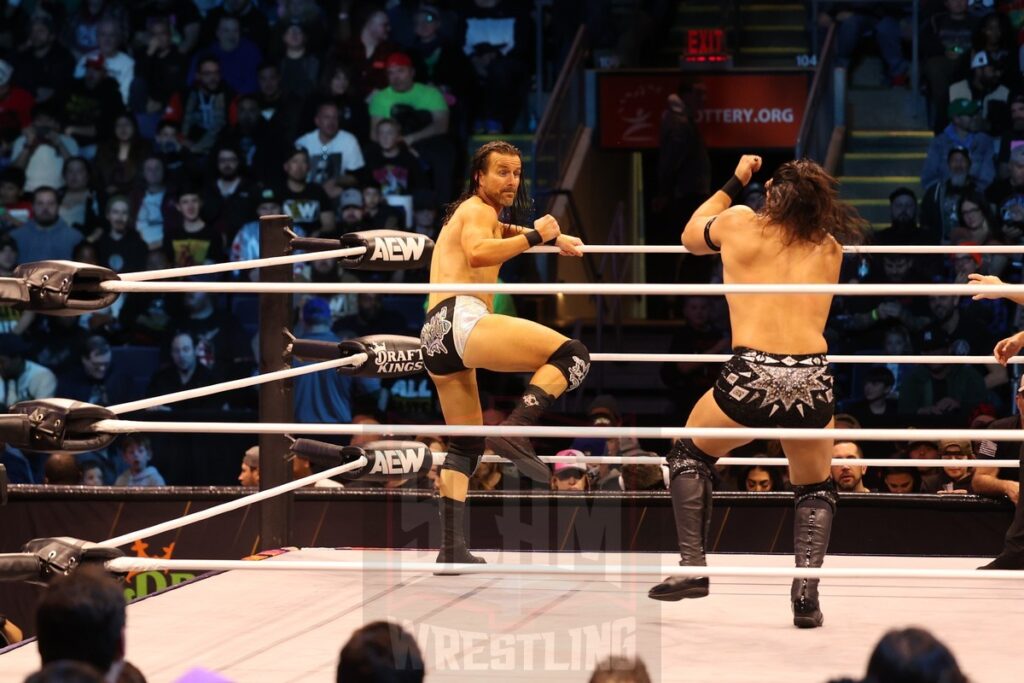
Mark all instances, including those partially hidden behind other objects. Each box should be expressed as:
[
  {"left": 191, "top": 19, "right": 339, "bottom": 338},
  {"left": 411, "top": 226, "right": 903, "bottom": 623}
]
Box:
[{"left": 1, "top": 549, "right": 1020, "bottom": 682}]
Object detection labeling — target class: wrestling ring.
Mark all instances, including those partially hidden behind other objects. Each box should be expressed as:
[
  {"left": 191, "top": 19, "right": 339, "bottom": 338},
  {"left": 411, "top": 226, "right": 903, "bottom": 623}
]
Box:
[{"left": 0, "top": 219, "right": 1022, "bottom": 681}]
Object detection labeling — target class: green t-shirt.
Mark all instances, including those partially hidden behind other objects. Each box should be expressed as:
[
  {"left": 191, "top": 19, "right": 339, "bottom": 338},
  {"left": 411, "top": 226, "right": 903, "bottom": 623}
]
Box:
[{"left": 369, "top": 83, "right": 448, "bottom": 119}]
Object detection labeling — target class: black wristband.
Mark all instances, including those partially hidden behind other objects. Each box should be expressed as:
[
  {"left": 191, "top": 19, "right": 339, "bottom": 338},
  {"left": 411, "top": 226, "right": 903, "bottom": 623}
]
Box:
[
  {"left": 720, "top": 175, "right": 744, "bottom": 200},
  {"left": 525, "top": 230, "right": 544, "bottom": 247}
]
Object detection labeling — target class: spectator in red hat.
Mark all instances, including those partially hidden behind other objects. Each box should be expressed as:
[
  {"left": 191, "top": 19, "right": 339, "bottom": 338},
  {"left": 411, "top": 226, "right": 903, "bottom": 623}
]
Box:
[
  {"left": 72, "top": 17, "right": 135, "bottom": 106},
  {"left": 369, "top": 52, "right": 453, "bottom": 201},
  {"left": 63, "top": 53, "right": 125, "bottom": 158}
]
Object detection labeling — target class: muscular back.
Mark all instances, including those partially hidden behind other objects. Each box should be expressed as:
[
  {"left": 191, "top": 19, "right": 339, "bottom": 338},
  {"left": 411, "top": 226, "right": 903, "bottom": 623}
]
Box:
[
  {"left": 428, "top": 196, "right": 502, "bottom": 311},
  {"left": 717, "top": 206, "right": 841, "bottom": 354}
]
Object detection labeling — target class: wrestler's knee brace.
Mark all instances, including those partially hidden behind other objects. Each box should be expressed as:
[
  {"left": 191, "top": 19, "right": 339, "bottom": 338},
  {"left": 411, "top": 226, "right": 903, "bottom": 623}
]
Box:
[
  {"left": 666, "top": 439, "right": 718, "bottom": 483},
  {"left": 547, "top": 339, "right": 590, "bottom": 392},
  {"left": 440, "top": 436, "right": 485, "bottom": 478}
]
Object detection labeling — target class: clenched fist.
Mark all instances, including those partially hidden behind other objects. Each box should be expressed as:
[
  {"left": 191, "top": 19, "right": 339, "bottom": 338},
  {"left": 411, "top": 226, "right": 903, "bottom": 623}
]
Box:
[
  {"left": 734, "top": 155, "right": 762, "bottom": 185},
  {"left": 533, "top": 214, "right": 561, "bottom": 242}
]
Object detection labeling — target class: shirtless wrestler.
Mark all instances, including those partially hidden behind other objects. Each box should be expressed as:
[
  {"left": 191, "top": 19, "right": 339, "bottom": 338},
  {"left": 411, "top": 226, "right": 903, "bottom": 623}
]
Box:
[
  {"left": 647, "top": 155, "right": 866, "bottom": 628},
  {"left": 420, "top": 140, "right": 588, "bottom": 566}
]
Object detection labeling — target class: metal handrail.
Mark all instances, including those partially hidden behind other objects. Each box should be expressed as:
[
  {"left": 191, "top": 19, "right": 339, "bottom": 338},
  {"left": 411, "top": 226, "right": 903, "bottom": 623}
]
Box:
[
  {"left": 532, "top": 26, "right": 588, "bottom": 200},
  {"left": 796, "top": 22, "right": 838, "bottom": 160}
]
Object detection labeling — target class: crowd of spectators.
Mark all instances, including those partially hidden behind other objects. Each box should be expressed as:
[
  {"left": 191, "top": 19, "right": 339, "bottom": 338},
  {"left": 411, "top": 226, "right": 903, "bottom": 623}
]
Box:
[
  {"left": 0, "top": 0, "right": 1019, "bottom": 515},
  {"left": 0, "top": 0, "right": 548, "bottom": 488}
]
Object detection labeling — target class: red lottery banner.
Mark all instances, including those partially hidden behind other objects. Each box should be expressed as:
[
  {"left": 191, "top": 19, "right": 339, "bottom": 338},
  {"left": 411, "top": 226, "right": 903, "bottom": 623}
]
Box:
[{"left": 597, "top": 71, "right": 809, "bottom": 149}]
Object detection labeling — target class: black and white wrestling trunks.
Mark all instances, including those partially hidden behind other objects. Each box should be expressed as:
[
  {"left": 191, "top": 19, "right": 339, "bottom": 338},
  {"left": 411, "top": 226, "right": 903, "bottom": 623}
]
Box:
[
  {"left": 713, "top": 347, "right": 834, "bottom": 428},
  {"left": 420, "top": 296, "right": 489, "bottom": 374}
]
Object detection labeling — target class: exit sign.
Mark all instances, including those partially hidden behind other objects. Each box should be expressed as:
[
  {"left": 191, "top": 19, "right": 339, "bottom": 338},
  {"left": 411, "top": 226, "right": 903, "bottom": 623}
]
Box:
[{"left": 685, "top": 28, "right": 727, "bottom": 63}]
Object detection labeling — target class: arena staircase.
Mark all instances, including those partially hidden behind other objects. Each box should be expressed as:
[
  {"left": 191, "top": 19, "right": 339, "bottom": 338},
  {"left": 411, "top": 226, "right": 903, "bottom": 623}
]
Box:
[{"left": 836, "top": 57, "right": 931, "bottom": 231}]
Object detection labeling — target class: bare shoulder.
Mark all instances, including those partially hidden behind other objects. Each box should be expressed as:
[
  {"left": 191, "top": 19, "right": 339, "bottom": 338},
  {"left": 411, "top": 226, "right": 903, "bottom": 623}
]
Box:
[
  {"left": 715, "top": 205, "right": 758, "bottom": 239},
  {"left": 457, "top": 196, "right": 498, "bottom": 224}
]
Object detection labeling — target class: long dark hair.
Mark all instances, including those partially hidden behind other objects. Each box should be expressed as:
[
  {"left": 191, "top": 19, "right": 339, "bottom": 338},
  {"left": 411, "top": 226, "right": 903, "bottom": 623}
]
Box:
[
  {"left": 442, "top": 140, "right": 533, "bottom": 228},
  {"left": 762, "top": 159, "right": 866, "bottom": 246}
]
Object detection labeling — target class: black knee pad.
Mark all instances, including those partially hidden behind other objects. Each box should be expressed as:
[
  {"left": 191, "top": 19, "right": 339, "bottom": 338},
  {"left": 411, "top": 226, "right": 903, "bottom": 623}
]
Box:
[
  {"left": 666, "top": 439, "right": 718, "bottom": 483},
  {"left": 547, "top": 339, "right": 590, "bottom": 392},
  {"left": 440, "top": 436, "right": 485, "bottom": 478},
  {"left": 793, "top": 477, "right": 838, "bottom": 515}
]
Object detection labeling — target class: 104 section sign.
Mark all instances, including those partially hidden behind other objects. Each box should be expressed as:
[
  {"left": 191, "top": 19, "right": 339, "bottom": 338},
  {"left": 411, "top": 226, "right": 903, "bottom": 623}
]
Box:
[{"left": 597, "top": 72, "right": 808, "bottom": 149}]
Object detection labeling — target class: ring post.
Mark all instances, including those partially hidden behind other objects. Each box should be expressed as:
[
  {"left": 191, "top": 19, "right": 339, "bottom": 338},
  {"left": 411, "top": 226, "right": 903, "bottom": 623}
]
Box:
[{"left": 258, "top": 214, "right": 294, "bottom": 548}]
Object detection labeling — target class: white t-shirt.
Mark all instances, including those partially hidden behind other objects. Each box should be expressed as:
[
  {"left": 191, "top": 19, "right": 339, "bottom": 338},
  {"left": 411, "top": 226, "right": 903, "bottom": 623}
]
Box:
[
  {"left": 0, "top": 360, "right": 57, "bottom": 406},
  {"left": 294, "top": 130, "right": 365, "bottom": 185},
  {"left": 11, "top": 135, "right": 81, "bottom": 191},
  {"left": 74, "top": 50, "right": 135, "bottom": 105}
]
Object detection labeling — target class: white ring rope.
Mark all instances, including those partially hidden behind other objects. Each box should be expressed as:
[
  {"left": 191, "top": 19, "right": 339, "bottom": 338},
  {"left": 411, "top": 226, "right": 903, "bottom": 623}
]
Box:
[
  {"left": 90, "top": 421, "right": 1024, "bottom": 443},
  {"left": 468, "top": 454, "right": 1019, "bottom": 469},
  {"left": 592, "top": 353, "right": 1018, "bottom": 365},
  {"left": 102, "top": 557, "right": 1024, "bottom": 582},
  {"left": 117, "top": 246, "right": 367, "bottom": 282},
  {"left": 96, "top": 281, "right": 1024, "bottom": 296},
  {"left": 103, "top": 354, "right": 368, "bottom": 415},
  {"left": 97, "top": 456, "right": 368, "bottom": 549},
  {"left": 528, "top": 244, "right": 1024, "bottom": 255}
]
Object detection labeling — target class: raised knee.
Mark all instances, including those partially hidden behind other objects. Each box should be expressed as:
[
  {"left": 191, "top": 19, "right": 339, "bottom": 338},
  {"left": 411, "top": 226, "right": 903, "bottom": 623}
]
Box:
[
  {"left": 440, "top": 436, "right": 485, "bottom": 478},
  {"left": 546, "top": 339, "right": 590, "bottom": 392}
]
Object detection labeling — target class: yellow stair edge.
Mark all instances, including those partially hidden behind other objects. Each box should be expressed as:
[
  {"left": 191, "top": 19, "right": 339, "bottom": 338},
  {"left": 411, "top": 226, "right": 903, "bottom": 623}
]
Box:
[
  {"left": 846, "top": 199, "right": 890, "bottom": 206},
  {"left": 845, "top": 152, "right": 926, "bottom": 159}
]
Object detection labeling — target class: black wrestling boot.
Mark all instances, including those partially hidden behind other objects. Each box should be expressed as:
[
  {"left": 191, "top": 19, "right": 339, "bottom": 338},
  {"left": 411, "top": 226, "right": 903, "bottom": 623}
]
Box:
[
  {"left": 791, "top": 479, "right": 837, "bottom": 629},
  {"left": 648, "top": 475, "right": 713, "bottom": 600},
  {"left": 486, "top": 385, "right": 554, "bottom": 483},
  {"left": 434, "top": 496, "right": 486, "bottom": 575},
  {"left": 649, "top": 440, "right": 716, "bottom": 601}
]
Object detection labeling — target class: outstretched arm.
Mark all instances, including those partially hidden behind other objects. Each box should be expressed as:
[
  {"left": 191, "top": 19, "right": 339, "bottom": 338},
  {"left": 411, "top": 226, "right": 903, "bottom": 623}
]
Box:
[
  {"left": 969, "top": 273, "right": 1024, "bottom": 305},
  {"left": 681, "top": 154, "right": 761, "bottom": 255}
]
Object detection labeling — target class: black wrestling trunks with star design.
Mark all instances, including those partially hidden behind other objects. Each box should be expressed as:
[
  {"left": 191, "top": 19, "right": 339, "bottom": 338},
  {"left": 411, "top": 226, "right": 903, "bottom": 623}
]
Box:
[{"left": 712, "top": 347, "right": 834, "bottom": 428}]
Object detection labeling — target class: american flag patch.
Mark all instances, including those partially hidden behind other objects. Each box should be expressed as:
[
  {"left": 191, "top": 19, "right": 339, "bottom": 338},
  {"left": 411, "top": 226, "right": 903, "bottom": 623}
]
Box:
[{"left": 977, "top": 440, "right": 998, "bottom": 458}]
